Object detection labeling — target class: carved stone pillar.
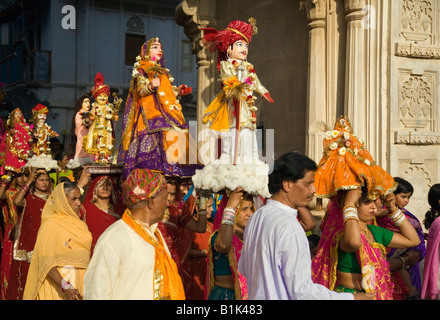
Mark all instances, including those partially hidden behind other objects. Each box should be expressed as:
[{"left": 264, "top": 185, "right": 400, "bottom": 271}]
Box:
[
  {"left": 344, "top": 0, "right": 368, "bottom": 141},
  {"left": 301, "top": 0, "right": 329, "bottom": 164},
  {"left": 175, "top": 0, "right": 217, "bottom": 138}
]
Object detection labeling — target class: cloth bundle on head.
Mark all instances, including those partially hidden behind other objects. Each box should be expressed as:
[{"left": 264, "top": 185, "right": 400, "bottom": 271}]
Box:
[
  {"left": 91, "top": 72, "right": 110, "bottom": 98},
  {"left": 122, "top": 168, "right": 166, "bottom": 207},
  {"left": 201, "top": 18, "right": 258, "bottom": 71},
  {"left": 314, "top": 116, "right": 396, "bottom": 200},
  {"left": 32, "top": 104, "right": 49, "bottom": 116}
]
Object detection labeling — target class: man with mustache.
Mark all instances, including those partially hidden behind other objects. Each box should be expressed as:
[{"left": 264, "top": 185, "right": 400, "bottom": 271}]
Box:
[{"left": 238, "top": 152, "right": 373, "bottom": 300}]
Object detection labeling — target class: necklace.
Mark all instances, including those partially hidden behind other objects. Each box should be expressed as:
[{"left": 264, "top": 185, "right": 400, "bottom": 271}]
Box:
[
  {"left": 360, "top": 225, "right": 374, "bottom": 243},
  {"left": 34, "top": 191, "right": 48, "bottom": 200}
]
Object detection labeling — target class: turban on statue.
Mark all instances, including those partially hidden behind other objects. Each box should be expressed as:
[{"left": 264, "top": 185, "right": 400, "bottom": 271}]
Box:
[
  {"left": 201, "top": 18, "right": 258, "bottom": 71},
  {"left": 91, "top": 72, "right": 110, "bottom": 98},
  {"left": 32, "top": 104, "right": 49, "bottom": 115},
  {"left": 122, "top": 168, "right": 167, "bottom": 207}
]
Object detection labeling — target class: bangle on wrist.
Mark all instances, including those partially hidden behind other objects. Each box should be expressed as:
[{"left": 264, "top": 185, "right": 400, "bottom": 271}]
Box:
[
  {"left": 61, "top": 279, "right": 75, "bottom": 292},
  {"left": 343, "top": 206, "right": 359, "bottom": 223},
  {"left": 397, "top": 256, "right": 405, "bottom": 269},
  {"left": 20, "top": 184, "right": 30, "bottom": 194}
]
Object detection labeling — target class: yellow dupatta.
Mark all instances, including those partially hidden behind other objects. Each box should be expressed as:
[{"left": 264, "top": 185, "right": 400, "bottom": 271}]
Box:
[
  {"left": 23, "top": 183, "right": 92, "bottom": 300},
  {"left": 122, "top": 209, "right": 185, "bottom": 300}
]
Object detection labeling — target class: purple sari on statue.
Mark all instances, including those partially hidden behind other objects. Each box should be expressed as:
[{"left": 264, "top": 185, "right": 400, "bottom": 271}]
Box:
[{"left": 118, "top": 40, "right": 201, "bottom": 179}]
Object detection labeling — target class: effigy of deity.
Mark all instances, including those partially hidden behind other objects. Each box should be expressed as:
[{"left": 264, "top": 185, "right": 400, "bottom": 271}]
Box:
[
  {"left": 30, "top": 104, "right": 59, "bottom": 157},
  {"left": 117, "top": 37, "right": 201, "bottom": 179},
  {"left": 3, "top": 108, "right": 33, "bottom": 173},
  {"left": 83, "top": 72, "right": 122, "bottom": 164},
  {"left": 192, "top": 18, "right": 273, "bottom": 198}
]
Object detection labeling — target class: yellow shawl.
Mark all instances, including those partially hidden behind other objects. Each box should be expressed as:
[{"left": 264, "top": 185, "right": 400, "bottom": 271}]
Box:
[
  {"left": 122, "top": 209, "right": 185, "bottom": 300},
  {"left": 23, "top": 183, "right": 92, "bottom": 300}
]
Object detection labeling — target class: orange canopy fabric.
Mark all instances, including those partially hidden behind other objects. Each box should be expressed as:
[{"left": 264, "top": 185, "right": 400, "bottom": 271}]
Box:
[{"left": 315, "top": 116, "right": 396, "bottom": 200}]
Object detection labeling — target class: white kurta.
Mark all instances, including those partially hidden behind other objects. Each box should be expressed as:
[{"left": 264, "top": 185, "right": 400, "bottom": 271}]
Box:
[
  {"left": 83, "top": 219, "right": 169, "bottom": 300},
  {"left": 238, "top": 199, "right": 354, "bottom": 300}
]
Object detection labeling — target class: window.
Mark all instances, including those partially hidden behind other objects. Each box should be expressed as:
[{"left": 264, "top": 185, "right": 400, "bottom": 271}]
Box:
[
  {"left": 125, "top": 33, "right": 146, "bottom": 66},
  {"left": 181, "top": 40, "right": 193, "bottom": 72}
]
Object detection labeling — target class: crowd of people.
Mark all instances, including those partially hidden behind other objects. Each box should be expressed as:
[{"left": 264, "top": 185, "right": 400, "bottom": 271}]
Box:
[{"left": 0, "top": 17, "right": 440, "bottom": 301}]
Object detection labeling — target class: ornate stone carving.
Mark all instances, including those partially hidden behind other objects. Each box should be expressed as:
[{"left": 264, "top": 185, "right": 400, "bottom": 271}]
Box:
[
  {"left": 126, "top": 16, "right": 144, "bottom": 34},
  {"left": 400, "top": 0, "right": 434, "bottom": 44},
  {"left": 398, "top": 70, "right": 435, "bottom": 131},
  {"left": 400, "top": 160, "right": 437, "bottom": 226},
  {"left": 395, "top": 42, "right": 440, "bottom": 59}
]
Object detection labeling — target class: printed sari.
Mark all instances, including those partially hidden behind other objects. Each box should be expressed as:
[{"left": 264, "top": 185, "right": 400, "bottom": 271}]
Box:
[
  {"left": 118, "top": 47, "right": 200, "bottom": 179},
  {"left": 311, "top": 196, "right": 394, "bottom": 300},
  {"left": 421, "top": 217, "right": 440, "bottom": 300},
  {"left": 23, "top": 183, "right": 92, "bottom": 300},
  {"left": 376, "top": 208, "right": 426, "bottom": 299},
  {"left": 204, "top": 196, "right": 247, "bottom": 300}
]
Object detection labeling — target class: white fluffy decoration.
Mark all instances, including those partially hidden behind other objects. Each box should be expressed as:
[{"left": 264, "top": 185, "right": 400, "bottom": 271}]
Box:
[
  {"left": 67, "top": 156, "right": 94, "bottom": 169},
  {"left": 25, "top": 154, "right": 60, "bottom": 172},
  {"left": 192, "top": 153, "right": 271, "bottom": 198}
]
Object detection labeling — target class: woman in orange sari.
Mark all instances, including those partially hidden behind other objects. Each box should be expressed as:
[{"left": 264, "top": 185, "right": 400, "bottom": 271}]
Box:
[
  {"left": 311, "top": 116, "right": 421, "bottom": 300},
  {"left": 23, "top": 182, "right": 92, "bottom": 300}
]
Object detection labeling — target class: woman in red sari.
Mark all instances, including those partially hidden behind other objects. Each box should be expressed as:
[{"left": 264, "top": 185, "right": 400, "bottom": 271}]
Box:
[
  {"left": 158, "top": 179, "right": 207, "bottom": 297},
  {"left": 0, "top": 171, "right": 27, "bottom": 299},
  {"left": 6, "top": 168, "right": 50, "bottom": 300},
  {"left": 83, "top": 175, "right": 124, "bottom": 255},
  {"left": 188, "top": 195, "right": 214, "bottom": 300}
]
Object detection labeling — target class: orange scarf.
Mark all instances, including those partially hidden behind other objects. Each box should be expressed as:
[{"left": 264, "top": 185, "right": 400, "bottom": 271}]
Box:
[{"left": 122, "top": 209, "right": 185, "bottom": 300}]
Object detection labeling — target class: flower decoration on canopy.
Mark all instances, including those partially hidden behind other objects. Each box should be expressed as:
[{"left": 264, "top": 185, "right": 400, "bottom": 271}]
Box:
[{"left": 314, "top": 116, "right": 396, "bottom": 200}]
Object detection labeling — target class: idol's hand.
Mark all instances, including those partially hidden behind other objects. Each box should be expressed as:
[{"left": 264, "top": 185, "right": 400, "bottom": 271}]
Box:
[
  {"left": 263, "top": 93, "right": 274, "bottom": 103},
  {"left": 151, "top": 78, "right": 160, "bottom": 89}
]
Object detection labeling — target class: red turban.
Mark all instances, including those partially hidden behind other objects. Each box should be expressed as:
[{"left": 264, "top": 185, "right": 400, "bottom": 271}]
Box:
[
  {"left": 201, "top": 18, "right": 258, "bottom": 71},
  {"left": 91, "top": 72, "right": 110, "bottom": 98},
  {"left": 32, "top": 103, "right": 49, "bottom": 115}
]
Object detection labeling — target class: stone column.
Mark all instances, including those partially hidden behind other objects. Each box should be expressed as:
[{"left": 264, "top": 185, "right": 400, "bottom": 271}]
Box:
[
  {"left": 301, "top": 0, "right": 329, "bottom": 164},
  {"left": 343, "top": 0, "right": 368, "bottom": 141},
  {"left": 175, "top": 0, "right": 217, "bottom": 136}
]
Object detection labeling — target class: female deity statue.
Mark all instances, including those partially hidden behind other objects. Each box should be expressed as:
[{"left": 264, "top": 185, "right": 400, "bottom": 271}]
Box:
[
  {"left": 67, "top": 94, "right": 94, "bottom": 168},
  {"left": 83, "top": 73, "right": 122, "bottom": 164},
  {"left": 4, "top": 108, "right": 33, "bottom": 173},
  {"left": 118, "top": 37, "right": 200, "bottom": 179}
]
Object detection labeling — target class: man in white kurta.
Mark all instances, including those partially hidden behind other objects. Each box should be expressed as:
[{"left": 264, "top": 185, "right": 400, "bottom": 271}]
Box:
[{"left": 83, "top": 219, "right": 169, "bottom": 300}]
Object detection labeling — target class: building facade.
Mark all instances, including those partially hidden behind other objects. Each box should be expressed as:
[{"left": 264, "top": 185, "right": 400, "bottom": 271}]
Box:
[
  {"left": 1, "top": 0, "right": 197, "bottom": 153},
  {"left": 176, "top": 0, "right": 440, "bottom": 230}
]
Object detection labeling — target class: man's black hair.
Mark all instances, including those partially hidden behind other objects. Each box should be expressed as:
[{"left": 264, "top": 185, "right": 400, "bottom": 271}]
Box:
[{"left": 268, "top": 152, "right": 317, "bottom": 195}]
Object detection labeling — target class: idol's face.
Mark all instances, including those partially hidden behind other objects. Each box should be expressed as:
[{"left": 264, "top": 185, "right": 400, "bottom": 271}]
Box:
[
  {"left": 228, "top": 40, "right": 249, "bottom": 60},
  {"left": 149, "top": 41, "right": 163, "bottom": 62},
  {"left": 82, "top": 98, "right": 90, "bottom": 111},
  {"left": 96, "top": 93, "right": 108, "bottom": 105}
]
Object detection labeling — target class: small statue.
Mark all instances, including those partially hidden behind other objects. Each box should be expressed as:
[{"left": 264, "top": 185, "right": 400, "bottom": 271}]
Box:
[
  {"left": 31, "top": 104, "right": 59, "bottom": 157},
  {"left": 83, "top": 72, "right": 122, "bottom": 164},
  {"left": 3, "top": 108, "right": 33, "bottom": 173}
]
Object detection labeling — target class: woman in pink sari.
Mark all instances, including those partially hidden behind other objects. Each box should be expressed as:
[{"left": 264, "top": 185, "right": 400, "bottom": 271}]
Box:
[
  {"left": 311, "top": 116, "right": 420, "bottom": 300},
  {"left": 204, "top": 188, "right": 252, "bottom": 300},
  {"left": 421, "top": 183, "right": 440, "bottom": 300}
]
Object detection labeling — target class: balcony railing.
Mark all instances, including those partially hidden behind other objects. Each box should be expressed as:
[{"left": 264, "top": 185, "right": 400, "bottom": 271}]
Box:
[{"left": 0, "top": 48, "right": 51, "bottom": 85}]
